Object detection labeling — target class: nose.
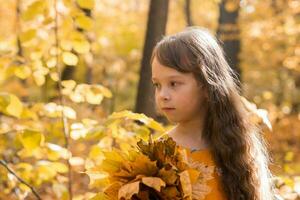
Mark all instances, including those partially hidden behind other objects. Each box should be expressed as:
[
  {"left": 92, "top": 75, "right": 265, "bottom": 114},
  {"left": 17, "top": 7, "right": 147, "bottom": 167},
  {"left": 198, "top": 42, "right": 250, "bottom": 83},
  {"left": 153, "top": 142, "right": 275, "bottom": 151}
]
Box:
[{"left": 157, "top": 88, "right": 171, "bottom": 101}]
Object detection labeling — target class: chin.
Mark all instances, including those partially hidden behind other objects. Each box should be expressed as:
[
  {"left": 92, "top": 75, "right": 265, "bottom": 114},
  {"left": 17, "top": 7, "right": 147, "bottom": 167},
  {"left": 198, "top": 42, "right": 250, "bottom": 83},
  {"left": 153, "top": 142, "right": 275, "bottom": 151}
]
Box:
[{"left": 166, "top": 116, "right": 180, "bottom": 124}]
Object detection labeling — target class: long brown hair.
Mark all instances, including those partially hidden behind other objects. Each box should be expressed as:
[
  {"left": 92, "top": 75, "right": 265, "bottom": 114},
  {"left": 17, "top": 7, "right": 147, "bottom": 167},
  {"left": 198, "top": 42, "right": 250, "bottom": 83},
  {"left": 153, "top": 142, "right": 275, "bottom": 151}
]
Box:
[{"left": 151, "top": 27, "right": 275, "bottom": 200}]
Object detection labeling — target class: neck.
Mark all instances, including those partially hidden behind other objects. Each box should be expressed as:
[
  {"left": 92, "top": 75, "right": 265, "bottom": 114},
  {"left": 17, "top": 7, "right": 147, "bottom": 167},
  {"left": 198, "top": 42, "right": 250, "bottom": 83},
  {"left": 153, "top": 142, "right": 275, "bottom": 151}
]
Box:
[
  {"left": 171, "top": 109, "right": 208, "bottom": 148},
  {"left": 176, "top": 117, "right": 204, "bottom": 140}
]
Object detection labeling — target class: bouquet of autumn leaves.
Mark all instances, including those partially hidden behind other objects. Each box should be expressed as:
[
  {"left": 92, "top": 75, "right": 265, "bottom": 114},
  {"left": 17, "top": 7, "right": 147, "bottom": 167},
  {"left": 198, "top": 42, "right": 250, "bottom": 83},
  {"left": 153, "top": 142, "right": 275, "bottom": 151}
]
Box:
[{"left": 91, "top": 135, "right": 214, "bottom": 200}]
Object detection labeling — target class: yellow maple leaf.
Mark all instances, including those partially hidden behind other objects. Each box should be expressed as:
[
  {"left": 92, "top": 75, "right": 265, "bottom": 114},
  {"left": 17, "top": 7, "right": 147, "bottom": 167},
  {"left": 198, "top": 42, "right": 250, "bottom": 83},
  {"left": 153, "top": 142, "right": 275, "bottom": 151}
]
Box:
[
  {"left": 103, "top": 182, "right": 122, "bottom": 200},
  {"left": 112, "top": 154, "right": 157, "bottom": 181}
]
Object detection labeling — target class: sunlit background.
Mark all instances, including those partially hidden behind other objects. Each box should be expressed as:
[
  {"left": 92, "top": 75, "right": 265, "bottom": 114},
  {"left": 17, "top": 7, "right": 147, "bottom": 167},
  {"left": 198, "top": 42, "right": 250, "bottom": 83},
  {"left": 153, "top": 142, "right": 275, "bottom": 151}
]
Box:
[{"left": 0, "top": 0, "right": 299, "bottom": 199}]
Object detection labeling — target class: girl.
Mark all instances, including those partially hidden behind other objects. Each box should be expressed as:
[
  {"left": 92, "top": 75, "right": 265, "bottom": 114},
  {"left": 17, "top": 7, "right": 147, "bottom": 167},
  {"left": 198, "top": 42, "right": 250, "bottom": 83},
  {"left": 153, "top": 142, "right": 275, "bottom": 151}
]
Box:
[{"left": 151, "top": 27, "right": 276, "bottom": 200}]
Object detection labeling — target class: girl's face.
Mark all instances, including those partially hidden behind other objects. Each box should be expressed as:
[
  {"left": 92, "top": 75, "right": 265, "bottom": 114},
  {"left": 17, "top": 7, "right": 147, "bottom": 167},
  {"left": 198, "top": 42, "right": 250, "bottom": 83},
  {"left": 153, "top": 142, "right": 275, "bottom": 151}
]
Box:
[{"left": 151, "top": 56, "right": 208, "bottom": 123}]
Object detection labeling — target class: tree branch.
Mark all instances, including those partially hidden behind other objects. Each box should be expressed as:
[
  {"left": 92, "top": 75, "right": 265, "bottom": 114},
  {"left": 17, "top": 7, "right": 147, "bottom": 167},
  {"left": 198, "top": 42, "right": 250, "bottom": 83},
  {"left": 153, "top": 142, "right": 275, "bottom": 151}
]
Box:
[
  {"left": 53, "top": 0, "right": 73, "bottom": 199},
  {"left": 0, "top": 159, "right": 41, "bottom": 200}
]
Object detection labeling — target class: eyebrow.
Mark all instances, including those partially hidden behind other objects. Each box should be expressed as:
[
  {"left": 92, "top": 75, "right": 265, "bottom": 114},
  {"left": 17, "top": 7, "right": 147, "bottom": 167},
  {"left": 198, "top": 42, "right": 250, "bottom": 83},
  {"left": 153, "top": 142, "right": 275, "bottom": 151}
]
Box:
[{"left": 151, "top": 75, "right": 182, "bottom": 81}]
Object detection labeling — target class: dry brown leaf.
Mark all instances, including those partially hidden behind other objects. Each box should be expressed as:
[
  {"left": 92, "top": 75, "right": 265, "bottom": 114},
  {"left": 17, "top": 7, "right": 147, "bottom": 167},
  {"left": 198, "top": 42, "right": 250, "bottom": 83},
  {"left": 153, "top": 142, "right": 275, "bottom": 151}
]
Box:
[
  {"left": 192, "top": 182, "right": 212, "bottom": 200},
  {"left": 158, "top": 167, "right": 178, "bottom": 185},
  {"left": 179, "top": 170, "right": 192, "bottom": 198},
  {"left": 141, "top": 177, "right": 166, "bottom": 192},
  {"left": 161, "top": 186, "right": 181, "bottom": 199},
  {"left": 136, "top": 190, "right": 150, "bottom": 200},
  {"left": 118, "top": 181, "right": 140, "bottom": 200},
  {"left": 188, "top": 159, "right": 215, "bottom": 181}
]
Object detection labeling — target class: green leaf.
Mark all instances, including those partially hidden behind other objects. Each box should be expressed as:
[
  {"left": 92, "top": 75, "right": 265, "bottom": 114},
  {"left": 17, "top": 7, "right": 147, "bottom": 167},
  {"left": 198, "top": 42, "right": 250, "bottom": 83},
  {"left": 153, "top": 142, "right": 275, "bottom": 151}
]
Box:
[{"left": 19, "top": 129, "right": 44, "bottom": 150}]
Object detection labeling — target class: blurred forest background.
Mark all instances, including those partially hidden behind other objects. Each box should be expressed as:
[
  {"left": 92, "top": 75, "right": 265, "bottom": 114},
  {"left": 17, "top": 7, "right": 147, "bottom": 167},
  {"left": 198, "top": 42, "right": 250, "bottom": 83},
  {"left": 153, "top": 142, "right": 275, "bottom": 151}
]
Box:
[{"left": 0, "top": 0, "right": 299, "bottom": 199}]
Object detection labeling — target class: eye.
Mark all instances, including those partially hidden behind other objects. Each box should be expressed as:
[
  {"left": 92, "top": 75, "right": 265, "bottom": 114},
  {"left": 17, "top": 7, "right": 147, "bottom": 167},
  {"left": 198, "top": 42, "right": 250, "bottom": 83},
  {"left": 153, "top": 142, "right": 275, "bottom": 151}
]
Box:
[
  {"left": 152, "top": 82, "right": 160, "bottom": 88},
  {"left": 170, "top": 81, "right": 179, "bottom": 87}
]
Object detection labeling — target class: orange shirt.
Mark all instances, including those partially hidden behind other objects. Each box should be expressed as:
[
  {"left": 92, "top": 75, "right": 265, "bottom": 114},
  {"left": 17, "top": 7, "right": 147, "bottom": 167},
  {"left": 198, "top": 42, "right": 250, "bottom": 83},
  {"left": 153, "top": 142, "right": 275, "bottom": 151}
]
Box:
[
  {"left": 184, "top": 147, "right": 228, "bottom": 200},
  {"left": 156, "top": 133, "right": 228, "bottom": 199}
]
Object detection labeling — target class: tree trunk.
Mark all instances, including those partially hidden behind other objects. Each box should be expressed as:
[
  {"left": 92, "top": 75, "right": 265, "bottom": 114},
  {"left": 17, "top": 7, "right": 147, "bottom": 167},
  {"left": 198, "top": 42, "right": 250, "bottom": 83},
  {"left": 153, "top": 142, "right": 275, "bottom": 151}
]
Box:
[
  {"left": 135, "top": 0, "right": 169, "bottom": 122},
  {"left": 185, "top": 0, "right": 193, "bottom": 26},
  {"left": 217, "top": 0, "right": 241, "bottom": 84}
]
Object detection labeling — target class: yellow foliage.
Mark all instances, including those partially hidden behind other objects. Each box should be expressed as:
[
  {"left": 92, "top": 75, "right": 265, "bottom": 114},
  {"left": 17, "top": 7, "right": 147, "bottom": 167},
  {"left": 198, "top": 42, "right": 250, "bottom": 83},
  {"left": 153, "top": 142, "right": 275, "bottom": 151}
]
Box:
[
  {"left": 62, "top": 52, "right": 79, "bottom": 66},
  {"left": 14, "top": 65, "right": 31, "bottom": 79},
  {"left": 18, "top": 129, "right": 44, "bottom": 150},
  {"left": 76, "top": 0, "right": 94, "bottom": 10},
  {"left": 21, "top": 0, "right": 47, "bottom": 21},
  {"left": 109, "top": 110, "right": 165, "bottom": 132},
  {"left": 73, "top": 39, "right": 90, "bottom": 54},
  {"left": 75, "top": 15, "right": 93, "bottom": 31},
  {"left": 0, "top": 93, "right": 23, "bottom": 118},
  {"left": 19, "top": 29, "right": 36, "bottom": 43}
]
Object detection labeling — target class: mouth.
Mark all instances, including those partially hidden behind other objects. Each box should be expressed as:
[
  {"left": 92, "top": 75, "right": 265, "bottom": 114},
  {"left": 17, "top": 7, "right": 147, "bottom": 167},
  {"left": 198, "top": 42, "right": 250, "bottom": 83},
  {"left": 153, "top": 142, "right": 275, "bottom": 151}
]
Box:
[{"left": 162, "top": 107, "right": 175, "bottom": 111}]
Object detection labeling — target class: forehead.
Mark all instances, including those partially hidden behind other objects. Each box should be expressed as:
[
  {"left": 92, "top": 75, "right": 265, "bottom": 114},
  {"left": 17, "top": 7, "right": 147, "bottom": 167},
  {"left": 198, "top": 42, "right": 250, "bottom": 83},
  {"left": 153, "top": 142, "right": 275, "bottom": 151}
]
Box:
[{"left": 151, "top": 57, "right": 186, "bottom": 80}]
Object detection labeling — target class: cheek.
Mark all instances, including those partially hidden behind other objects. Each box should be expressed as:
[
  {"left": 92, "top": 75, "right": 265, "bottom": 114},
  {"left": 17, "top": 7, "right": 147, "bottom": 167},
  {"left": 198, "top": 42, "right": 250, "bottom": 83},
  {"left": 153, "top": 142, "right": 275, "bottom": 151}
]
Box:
[
  {"left": 154, "top": 93, "right": 163, "bottom": 112},
  {"left": 177, "top": 89, "right": 204, "bottom": 109},
  {"left": 154, "top": 92, "right": 159, "bottom": 104}
]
